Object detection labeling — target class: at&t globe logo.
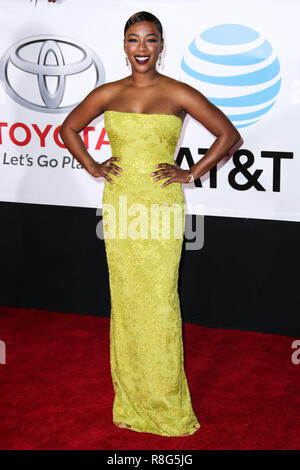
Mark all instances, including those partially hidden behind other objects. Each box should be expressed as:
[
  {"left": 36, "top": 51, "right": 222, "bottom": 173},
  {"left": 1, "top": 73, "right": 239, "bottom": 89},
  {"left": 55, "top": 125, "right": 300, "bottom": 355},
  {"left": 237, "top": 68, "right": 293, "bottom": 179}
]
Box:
[
  {"left": 0, "top": 35, "right": 105, "bottom": 113},
  {"left": 180, "top": 24, "right": 281, "bottom": 128}
]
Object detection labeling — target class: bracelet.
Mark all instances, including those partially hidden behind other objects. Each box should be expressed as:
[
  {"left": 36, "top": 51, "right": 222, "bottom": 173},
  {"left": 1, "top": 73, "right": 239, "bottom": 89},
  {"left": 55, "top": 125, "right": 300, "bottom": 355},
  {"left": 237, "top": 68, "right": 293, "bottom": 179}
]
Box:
[{"left": 188, "top": 170, "right": 195, "bottom": 184}]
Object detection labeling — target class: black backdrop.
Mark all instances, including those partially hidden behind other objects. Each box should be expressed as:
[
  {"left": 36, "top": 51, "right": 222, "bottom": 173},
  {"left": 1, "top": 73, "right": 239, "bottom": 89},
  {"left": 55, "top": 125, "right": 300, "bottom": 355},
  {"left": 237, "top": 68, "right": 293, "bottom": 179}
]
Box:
[{"left": 0, "top": 200, "right": 299, "bottom": 336}]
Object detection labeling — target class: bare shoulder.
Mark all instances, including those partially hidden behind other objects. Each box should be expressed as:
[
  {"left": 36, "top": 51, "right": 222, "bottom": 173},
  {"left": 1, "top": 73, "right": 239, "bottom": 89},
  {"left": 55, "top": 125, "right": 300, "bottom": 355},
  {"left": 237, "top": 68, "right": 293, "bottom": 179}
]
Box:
[
  {"left": 158, "top": 75, "right": 207, "bottom": 112},
  {"left": 170, "top": 78, "right": 208, "bottom": 107},
  {"left": 162, "top": 77, "right": 220, "bottom": 117},
  {"left": 60, "top": 78, "right": 129, "bottom": 133},
  {"left": 165, "top": 77, "right": 240, "bottom": 139},
  {"left": 159, "top": 74, "right": 184, "bottom": 92},
  {"left": 91, "top": 79, "right": 125, "bottom": 104}
]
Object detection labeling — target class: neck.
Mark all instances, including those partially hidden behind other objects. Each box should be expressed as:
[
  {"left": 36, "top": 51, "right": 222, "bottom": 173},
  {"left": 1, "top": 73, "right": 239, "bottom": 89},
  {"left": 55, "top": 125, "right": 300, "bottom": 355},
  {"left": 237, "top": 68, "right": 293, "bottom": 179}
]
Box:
[{"left": 130, "top": 68, "right": 160, "bottom": 87}]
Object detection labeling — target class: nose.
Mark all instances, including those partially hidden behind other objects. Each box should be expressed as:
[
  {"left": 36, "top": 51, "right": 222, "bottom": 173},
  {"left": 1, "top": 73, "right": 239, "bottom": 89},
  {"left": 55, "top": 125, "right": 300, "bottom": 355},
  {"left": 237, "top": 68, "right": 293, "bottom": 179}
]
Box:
[
  {"left": 136, "top": 39, "right": 149, "bottom": 51},
  {"left": 137, "top": 46, "right": 148, "bottom": 53}
]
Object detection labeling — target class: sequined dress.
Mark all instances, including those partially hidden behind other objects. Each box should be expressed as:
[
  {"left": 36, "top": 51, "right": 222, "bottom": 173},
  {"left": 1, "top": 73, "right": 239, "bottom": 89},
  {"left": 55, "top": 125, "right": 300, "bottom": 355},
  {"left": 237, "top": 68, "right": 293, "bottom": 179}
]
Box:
[{"left": 102, "top": 110, "right": 200, "bottom": 436}]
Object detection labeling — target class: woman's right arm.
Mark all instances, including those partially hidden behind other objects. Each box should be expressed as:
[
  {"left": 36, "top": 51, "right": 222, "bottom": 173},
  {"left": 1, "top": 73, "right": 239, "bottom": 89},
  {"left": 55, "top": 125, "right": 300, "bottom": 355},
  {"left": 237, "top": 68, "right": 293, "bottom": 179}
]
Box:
[{"left": 59, "top": 84, "right": 120, "bottom": 181}]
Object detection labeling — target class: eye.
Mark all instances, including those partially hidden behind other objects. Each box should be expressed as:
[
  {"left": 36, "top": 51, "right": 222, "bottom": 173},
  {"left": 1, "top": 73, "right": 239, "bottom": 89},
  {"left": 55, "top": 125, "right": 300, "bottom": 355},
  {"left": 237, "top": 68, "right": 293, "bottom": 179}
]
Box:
[
  {"left": 127, "top": 39, "right": 137, "bottom": 42},
  {"left": 148, "top": 39, "right": 157, "bottom": 42}
]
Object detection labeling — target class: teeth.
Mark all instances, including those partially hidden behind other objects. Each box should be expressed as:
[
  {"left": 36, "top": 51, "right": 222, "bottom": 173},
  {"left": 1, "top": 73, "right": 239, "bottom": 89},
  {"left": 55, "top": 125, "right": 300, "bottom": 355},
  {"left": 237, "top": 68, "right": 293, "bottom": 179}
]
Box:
[{"left": 135, "top": 56, "right": 150, "bottom": 60}]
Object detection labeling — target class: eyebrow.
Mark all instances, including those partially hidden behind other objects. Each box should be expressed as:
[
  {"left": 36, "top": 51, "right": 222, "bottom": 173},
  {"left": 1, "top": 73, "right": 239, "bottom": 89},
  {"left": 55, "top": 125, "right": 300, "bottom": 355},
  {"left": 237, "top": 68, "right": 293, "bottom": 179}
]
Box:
[{"left": 127, "top": 33, "right": 159, "bottom": 38}]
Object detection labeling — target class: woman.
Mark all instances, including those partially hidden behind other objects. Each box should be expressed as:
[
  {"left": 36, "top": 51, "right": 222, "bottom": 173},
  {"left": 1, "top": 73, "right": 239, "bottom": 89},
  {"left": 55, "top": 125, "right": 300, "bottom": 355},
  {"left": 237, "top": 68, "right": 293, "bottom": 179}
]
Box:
[{"left": 60, "top": 11, "right": 241, "bottom": 437}]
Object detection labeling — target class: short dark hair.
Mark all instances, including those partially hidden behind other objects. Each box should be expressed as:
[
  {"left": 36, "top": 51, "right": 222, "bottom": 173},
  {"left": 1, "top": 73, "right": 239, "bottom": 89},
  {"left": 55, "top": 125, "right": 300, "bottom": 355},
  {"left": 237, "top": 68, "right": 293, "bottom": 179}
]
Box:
[{"left": 124, "top": 11, "right": 164, "bottom": 41}]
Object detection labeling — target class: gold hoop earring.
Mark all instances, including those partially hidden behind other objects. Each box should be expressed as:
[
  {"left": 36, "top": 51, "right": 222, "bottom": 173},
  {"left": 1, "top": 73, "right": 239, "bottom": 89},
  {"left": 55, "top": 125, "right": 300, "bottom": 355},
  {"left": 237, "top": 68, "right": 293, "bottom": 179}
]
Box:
[{"left": 125, "top": 55, "right": 129, "bottom": 66}]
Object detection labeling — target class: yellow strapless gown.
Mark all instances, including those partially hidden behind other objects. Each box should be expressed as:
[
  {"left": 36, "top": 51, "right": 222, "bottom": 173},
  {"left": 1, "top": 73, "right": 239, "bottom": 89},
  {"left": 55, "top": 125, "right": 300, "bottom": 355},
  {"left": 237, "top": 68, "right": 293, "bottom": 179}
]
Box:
[{"left": 102, "top": 110, "right": 200, "bottom": 437}]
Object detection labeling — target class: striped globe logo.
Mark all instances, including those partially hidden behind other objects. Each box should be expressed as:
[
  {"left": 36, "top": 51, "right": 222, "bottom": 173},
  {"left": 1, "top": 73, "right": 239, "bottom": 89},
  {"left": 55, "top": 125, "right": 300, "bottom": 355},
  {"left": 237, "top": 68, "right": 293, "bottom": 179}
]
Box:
[{"left": 180, "top": 24, "right": 281, "bottom": 128}]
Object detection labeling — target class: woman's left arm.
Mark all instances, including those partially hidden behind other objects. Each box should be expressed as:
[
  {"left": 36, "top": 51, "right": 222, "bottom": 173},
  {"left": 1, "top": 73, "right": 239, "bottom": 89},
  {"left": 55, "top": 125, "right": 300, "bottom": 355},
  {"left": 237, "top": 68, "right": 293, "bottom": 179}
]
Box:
[{"left": 178, "top": 82, "right": 243, "bottom": 180}]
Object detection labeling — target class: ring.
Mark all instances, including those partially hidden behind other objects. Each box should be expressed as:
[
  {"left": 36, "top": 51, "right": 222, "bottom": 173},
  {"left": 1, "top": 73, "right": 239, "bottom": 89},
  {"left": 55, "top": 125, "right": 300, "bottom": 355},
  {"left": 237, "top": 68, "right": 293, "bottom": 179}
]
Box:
[{"left": 105, "top": 161, "right": 111, "bottom": 167}]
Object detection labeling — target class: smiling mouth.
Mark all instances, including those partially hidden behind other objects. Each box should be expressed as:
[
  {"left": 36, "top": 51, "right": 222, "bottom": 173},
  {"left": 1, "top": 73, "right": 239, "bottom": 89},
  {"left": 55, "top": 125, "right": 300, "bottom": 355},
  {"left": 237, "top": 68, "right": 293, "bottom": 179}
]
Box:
[{"left": 134, "top": 56, "right": 150, "bottom": 64}]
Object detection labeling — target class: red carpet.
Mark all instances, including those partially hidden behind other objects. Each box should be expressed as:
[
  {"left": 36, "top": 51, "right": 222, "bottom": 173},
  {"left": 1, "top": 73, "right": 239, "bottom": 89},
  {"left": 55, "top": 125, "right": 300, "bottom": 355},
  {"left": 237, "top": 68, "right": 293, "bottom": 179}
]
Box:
[{"left": 0, "top": 306, "right": 299, "bottom": 450}]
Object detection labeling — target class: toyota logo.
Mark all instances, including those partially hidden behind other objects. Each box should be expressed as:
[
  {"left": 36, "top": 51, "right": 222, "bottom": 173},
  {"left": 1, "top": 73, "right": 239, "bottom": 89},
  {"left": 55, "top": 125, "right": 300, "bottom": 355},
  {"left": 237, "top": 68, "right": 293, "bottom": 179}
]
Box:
[{"left": 0, "top": 35, "right": 105, "bottom": 113}]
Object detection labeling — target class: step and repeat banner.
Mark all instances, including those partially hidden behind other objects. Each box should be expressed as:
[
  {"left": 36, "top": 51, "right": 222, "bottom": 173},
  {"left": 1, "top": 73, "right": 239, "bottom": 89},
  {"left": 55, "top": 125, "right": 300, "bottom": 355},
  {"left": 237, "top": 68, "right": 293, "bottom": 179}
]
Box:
[{"left": 0, "top": 0, "right": 299, "bottom": 222}]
